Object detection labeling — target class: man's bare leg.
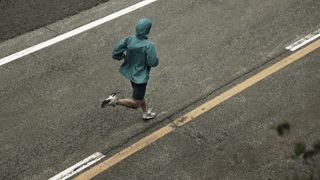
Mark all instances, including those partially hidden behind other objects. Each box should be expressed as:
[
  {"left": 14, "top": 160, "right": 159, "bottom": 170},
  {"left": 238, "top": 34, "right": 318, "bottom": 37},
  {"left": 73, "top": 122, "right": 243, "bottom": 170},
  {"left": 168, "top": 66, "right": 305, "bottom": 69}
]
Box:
[
  {"left": 117, "top": 98, "right": 147, "bottom": 112},
  {"left": 139, "top": 99, "right": 147, "bottom": 112}
]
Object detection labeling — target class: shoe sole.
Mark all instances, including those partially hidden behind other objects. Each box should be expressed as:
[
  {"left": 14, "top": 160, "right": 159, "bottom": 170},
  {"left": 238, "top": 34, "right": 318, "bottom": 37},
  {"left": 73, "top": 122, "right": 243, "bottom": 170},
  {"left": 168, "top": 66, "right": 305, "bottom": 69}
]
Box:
[
  {"left": 101, "top": 93, "right": 118, "bottom": 108},
  {"left": 101, "top": 99, "right": 111, "bottom": 108},
  {"left": 142, "top": 115, "right": 157, "bottom": 121}
]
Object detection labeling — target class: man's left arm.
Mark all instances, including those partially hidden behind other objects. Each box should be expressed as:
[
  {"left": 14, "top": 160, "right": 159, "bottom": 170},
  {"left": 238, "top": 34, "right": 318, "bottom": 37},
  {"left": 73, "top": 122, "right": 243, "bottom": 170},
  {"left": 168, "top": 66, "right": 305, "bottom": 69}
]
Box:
[{"left": 146, "top": 43, "right": 159, "bottom": 67}]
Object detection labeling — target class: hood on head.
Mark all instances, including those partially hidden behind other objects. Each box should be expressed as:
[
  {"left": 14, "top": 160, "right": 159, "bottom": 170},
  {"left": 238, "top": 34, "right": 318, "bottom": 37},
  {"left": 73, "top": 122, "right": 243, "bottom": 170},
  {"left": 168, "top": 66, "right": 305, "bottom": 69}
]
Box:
[{"left": 136, "top": 18, "right": 152, "bottom": 39}]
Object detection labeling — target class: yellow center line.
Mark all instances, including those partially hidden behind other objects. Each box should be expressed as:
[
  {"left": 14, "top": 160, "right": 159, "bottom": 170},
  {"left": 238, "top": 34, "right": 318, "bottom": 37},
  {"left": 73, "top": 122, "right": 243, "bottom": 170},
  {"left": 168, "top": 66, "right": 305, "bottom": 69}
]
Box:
[{"left": 74, "top": 39, "right": 320, "bottom": 180}]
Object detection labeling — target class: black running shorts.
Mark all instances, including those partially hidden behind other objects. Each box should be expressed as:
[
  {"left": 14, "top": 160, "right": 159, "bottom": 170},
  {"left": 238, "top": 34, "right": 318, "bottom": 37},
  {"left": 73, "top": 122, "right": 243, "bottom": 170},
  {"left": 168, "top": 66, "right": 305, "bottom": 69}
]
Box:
[{"left": 130, "top": 81, "right": 147, "bottom": 100}]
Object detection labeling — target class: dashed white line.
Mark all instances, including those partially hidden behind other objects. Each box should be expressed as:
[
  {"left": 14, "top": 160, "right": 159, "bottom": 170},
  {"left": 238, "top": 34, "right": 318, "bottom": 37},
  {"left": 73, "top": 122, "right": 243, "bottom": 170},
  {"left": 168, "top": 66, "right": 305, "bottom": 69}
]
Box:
[
  {"left": 286, "top": 28, "right": 320, "bottom": 51},
  {"left": 48, "top": 152, "right": 105, "bottom": 180},
  {"left": 0, "top": 0, "right": 159, "bottom": 66}
]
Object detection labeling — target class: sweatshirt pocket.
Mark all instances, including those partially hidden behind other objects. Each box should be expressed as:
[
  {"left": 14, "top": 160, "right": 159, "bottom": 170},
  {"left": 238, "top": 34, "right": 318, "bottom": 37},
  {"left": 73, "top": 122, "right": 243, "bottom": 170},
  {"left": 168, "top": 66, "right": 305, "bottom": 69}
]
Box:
[{"left": 134, "top": 65, "right": 145, "bottom": 73}]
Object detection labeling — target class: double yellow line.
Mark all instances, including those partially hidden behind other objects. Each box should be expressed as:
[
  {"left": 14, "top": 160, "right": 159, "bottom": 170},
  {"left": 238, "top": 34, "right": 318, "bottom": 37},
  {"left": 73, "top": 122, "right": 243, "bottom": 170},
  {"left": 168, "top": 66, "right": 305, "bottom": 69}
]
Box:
[{"left": 75, "top": 39, "right": 320, "bottom": 179}]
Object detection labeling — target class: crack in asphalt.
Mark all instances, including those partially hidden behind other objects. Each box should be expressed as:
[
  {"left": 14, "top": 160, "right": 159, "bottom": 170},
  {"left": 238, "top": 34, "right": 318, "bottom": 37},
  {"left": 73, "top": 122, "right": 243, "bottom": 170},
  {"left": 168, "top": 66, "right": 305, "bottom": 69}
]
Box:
[{"left": 44, "top": 26, "right": 60, "bottom": 36}]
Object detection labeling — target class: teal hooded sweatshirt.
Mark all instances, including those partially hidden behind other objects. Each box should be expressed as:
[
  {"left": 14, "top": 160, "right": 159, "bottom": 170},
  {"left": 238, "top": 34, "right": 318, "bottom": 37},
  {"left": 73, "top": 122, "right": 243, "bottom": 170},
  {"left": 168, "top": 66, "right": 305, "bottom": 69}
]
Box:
[{"left": 112, "top": 18, "right": 159, "bottom": 84}]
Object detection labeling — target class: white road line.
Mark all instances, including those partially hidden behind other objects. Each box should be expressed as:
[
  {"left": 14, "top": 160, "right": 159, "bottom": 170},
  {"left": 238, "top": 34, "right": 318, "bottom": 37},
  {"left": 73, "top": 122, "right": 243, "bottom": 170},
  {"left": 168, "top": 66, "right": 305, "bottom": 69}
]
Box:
[
  {"left": 48, "top": 152, "right": 105, "bottom": 180},
  {"left": 0, "top": 0, "right": 158, "bottom": 66},
  {"left": 286, "top": 28, "right": 320, "bottom": 51}
]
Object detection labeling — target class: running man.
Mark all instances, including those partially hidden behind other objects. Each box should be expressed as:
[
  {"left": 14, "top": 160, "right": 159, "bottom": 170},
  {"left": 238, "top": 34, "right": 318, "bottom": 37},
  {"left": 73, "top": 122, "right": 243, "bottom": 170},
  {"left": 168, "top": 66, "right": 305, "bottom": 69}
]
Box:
[{"left": 101, "top": 18, "right": 159, "bottom": 120}]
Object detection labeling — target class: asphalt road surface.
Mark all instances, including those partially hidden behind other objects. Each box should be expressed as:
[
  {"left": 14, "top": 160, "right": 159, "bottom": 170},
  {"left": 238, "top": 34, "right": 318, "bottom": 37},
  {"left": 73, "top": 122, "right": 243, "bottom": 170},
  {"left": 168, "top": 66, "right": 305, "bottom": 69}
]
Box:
[
  {"left": 0, "top": 0, "right": 320, "bottom": 179},
  {"left": 0, "top": 0, "right": 113, "bottom": 42}
]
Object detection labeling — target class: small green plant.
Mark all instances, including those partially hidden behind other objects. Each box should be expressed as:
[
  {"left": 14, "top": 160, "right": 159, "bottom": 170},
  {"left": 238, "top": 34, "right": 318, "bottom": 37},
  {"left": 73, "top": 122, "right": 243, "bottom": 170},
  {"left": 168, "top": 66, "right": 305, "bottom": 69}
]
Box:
[
  {"left": 276, "top": 122, "right": 290, "bottom": 136},
  {"left": 274, "top": 122, "right": 319, "bottom": 180},
  {"left": 294, "top": 142, "right": 306, "bottom": 156}
]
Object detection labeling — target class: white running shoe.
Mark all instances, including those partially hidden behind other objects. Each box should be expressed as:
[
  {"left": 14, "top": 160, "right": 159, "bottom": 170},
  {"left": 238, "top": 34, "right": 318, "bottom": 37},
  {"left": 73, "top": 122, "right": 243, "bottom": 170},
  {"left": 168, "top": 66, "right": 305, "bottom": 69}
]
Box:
[
  {"left": 142, "top": 108, "right": 156, "bottom": 120},
  {"left": 101, "top": 93, "right": 118, "bottom": 108}
]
